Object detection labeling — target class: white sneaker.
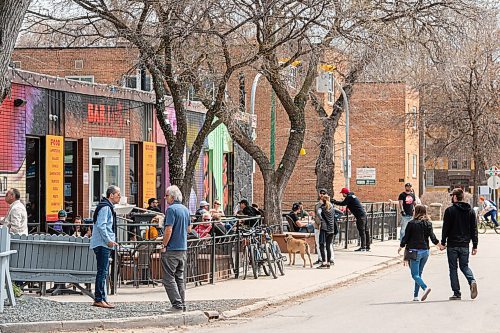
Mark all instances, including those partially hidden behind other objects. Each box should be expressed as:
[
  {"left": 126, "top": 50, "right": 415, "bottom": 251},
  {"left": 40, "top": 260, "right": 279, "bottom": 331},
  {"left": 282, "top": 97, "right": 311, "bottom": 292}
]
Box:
[{"left": 412, "top": 297, "right": 419, "bottom": 302}]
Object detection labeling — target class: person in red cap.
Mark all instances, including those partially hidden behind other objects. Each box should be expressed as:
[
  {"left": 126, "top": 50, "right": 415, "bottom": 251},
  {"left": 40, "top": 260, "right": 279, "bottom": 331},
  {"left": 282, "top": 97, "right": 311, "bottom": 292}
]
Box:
[{"left": 333, "top": 188, "right": 370, "bottom": 251}]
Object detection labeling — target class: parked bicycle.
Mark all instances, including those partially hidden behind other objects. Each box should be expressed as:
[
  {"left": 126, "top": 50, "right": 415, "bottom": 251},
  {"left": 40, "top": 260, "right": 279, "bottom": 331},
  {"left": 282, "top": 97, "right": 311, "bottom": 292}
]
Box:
[{"left": 241, "top": 225, "right": 286, "bottom": 279}]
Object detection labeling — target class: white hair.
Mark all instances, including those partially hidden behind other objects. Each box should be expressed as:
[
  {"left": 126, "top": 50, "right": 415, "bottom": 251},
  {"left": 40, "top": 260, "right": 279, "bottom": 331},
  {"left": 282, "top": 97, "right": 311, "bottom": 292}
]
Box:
[{"left": 166, "top": 185, "right": 183, "bottom": 202}]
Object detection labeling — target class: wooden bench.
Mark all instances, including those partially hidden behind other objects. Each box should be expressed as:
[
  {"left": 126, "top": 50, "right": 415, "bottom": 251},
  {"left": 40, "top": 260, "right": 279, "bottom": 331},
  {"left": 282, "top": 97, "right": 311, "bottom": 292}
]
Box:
[
  {"left": 9, "top": 234, "right": 97, "bottom": 299},
  {"left": 273, "top": 232, "right": 317, "bottom": 254},
  {"left": 1, "top": 227, "right": 17, "bottom": 313}
]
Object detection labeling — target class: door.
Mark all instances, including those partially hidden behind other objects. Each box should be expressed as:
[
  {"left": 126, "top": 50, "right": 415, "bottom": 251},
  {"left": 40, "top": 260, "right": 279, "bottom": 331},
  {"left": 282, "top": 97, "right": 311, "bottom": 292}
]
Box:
[{"left": 91, "top": 150, "right": 121, "bottom": 205}]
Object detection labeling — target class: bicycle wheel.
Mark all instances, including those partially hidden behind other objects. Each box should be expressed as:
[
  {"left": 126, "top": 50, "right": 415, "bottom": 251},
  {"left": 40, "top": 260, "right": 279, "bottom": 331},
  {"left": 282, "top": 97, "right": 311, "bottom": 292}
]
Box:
[
  {"left": 249, "top": 244, "right": 258, "bottom": 279},
  {"left": 478, "top": 222, "right": 486, "bottom": 234},
  {"left": 494, "top": 225, "right": 500, "bottom": 234},
  {"left": 264, "top": 242, "right": 277, "bottom": 279},
  {"left": 272, "top": 240, "right": 285, "bottom": 276},
  {"left": 243, "top": 245, "right": 250, "bottom": 280}
]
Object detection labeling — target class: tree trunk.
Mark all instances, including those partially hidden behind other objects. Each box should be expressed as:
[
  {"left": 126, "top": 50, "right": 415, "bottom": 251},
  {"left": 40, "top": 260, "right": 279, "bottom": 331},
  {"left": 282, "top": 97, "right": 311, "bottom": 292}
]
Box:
[
  {"left": 262, "top": 170, "right": 282, "bottom": 229},
  {"left": 315, "top": 116, "right": 336, "bottom": 195},
  {"left": 0, "top": 0, "right": 31, "bottom": 103},
  {"left": 418, "top": 107, "right": 426, "bottom": 196},
  {"left": 471, "top": 121, "right": 481, "bottom": 207}
]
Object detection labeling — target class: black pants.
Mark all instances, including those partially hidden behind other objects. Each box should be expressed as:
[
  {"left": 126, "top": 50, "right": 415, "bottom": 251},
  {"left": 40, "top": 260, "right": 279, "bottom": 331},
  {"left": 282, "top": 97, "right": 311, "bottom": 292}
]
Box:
[
  {"left": 319, "top": 230, "right": 334, "bottom": 263},
  {"left": 356, "top": 216, "right": 370, "bottom": 249}
]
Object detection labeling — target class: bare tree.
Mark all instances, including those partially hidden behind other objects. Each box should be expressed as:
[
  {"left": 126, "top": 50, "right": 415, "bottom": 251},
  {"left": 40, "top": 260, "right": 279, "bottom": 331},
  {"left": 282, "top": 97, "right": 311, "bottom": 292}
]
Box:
[{"left": 0, "top": 0, "right": 31, "bottom": 103}]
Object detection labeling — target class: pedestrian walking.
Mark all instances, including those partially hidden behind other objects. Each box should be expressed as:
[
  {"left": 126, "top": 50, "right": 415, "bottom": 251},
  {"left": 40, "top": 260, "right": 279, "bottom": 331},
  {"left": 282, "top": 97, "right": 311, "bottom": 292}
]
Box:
[
  {"left": 89, "top": 185, "right": 120, "bottom": 309},
  {"left": 333, "top": 188, "right": 370, "bottom": 251},
  {"left": 316, "top": 194, "right": 338, "bottom": 269},
  {"left": 161, "top": 185, "right": 191, "bottom": 312},
  {"left": 398, "top": 205, "right": 439, "bottom": 301},
  {"left": 398, "top": 183, "right": 416, "bottom": 240},
  {"left": 441, "top": 188, "right": 478, "bottom": 300}
]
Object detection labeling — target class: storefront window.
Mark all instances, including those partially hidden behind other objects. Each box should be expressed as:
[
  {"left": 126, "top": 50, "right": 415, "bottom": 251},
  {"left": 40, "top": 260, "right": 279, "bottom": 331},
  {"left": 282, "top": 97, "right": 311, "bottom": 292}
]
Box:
[
  {"left": 130, "top": 144, "right": 139, "bottom": 205},
  {"left": 64, "top": 141, "right": 78, "bottom": 220},
  {"left": 26, "top": 137, "right": 41, "bottom": 232},
  {"left": 156, "top": 146, "right": 166, "bottom": 210}
]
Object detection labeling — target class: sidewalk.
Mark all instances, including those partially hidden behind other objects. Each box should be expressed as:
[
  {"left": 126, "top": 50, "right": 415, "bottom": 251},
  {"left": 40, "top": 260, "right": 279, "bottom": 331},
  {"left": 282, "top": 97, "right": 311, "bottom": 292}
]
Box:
[
  {"left": 1, "top": 227, "right": 450, "bottom": 332},
  {"left": 41, "top": 238, "right": 405, "bottom": 304}
]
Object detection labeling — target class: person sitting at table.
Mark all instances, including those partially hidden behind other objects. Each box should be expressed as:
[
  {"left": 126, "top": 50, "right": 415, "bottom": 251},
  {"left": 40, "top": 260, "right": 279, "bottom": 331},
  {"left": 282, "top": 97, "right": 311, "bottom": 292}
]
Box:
[
  {"left": 298, "top": 202, "right": 309, "bottom": 219},
  {"left": 194, "top": 212, "right": 213, "bottom": 238},
  {"left": 147, "top": 198, "right": 162, "bottom": 213},
  {"left": 72, "top": 215, "right": 91, "bottom": 237},
  {"left": 289, "top": 203, "right": 314, "bottom": 233},
  {"left": 209, "top": 200, "right": 225, "bottom": 221}
]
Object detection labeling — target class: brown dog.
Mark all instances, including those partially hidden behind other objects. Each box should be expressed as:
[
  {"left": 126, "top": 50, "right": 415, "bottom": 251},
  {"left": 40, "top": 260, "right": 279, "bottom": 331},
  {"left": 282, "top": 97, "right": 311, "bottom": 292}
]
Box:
[{"left": 284, "top": 234, "right": 313, "bottom": 268}]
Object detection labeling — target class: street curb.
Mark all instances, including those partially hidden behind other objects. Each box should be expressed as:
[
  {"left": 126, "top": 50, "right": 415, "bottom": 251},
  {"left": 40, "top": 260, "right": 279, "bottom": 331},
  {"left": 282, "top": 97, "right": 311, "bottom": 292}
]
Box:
[
  {"left": 0, "top": 310, "right": 209, "bottom": 333},
  {"left": 221, "top": 256, "right": 404, "bottom": 319}
]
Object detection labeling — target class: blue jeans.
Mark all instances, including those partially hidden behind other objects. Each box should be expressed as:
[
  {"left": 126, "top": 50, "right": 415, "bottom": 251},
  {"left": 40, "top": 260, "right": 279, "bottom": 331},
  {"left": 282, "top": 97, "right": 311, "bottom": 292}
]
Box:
[
  {"left": 299, "top": 223, "right": 314, "bottom": 233},
  {"left": 409, "top": 250, "right": 429, "bottom": 297},
  {"left": 93, "top": 246, "right": 111, "bottom": 302},
  {"left": 400, "top": 215, "right": 413, "bottom": 240},
  {"left": 484, "top": 210, "right": 498, "bottom": 226},
  {"left": 447, "top": 247, "right": 475, "bottom": 296}
]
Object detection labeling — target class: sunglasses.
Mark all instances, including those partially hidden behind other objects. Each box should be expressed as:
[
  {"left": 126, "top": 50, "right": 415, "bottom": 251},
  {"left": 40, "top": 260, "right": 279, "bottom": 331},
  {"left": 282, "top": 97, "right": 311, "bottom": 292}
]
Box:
[{"left": 203, "top": 219, "right": 211, "bottom": 221}]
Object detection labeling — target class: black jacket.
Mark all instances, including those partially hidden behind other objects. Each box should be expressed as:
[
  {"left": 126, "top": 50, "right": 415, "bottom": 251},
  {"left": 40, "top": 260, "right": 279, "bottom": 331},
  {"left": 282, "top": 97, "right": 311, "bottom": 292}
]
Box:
[
  {"left": 400, "top": 219, "right": 439, "bottom": 250},
  {"left": 332, "top": 192, "right": 366, "bottom": 219},
  {"left": 441, "top": 202, "right": 478, "bottom": 249},
  {"left": 319, "top": 204, "right": 338, "bottom": 234}
]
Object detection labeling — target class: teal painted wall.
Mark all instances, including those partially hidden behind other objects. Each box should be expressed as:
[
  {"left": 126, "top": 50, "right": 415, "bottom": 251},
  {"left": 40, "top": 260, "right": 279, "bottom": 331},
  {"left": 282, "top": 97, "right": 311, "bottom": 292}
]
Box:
[{"left": 207, "top": 122, "right": 231, "bottom": 210}]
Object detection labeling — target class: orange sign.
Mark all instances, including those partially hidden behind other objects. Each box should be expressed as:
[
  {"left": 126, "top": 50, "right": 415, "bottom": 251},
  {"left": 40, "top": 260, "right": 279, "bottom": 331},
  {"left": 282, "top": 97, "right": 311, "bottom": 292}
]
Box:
[
  {"left": 142, "top": 142, "right": 157, "bottom": 208},
  {"left": 45, "top": 135, "right": 64, "bottom": 221}
]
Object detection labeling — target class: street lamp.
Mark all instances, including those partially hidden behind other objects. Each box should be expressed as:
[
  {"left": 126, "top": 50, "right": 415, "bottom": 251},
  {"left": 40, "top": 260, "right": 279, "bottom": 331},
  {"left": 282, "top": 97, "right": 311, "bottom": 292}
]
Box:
[{"left": 320, "top": 65, "right": 350, "bottom": 188}]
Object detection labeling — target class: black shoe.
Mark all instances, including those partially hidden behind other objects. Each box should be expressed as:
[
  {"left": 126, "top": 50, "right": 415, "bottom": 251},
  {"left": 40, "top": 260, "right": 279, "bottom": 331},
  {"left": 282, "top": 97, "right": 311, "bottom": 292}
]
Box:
[
  {"left": 314, "top": 260, "right": 322, "bottom": 265},
  {"left": 365, "top": 247, "right": 371, "bottom": 252},
  {"left": 329, "top": 260, "right": 335, "bottom": 265},
  {"left": 470, "top": 281, "right": 478, "bottom": 299},
  {"left": 449, "top": 294, "right": 461, "bottom": 301},
  {"left": 354, "top": 247, "right": 366, "bottom": 252},
  {"left": 316, "top": 264, "right": 328, "bottom": 269}
]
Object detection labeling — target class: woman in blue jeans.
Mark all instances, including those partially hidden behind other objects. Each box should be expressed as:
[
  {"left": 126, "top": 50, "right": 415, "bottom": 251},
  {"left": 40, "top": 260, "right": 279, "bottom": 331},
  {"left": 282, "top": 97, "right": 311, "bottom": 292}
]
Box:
[{"left": 398, "top": 205, "right": 440, "bottom": 301}]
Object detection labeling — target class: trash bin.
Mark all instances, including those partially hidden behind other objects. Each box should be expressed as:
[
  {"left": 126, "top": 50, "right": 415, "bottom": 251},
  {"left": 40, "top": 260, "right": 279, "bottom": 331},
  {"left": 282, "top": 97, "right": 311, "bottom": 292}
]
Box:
[{"left": 429, "top": 203, "right": 443, "bottom": 221}]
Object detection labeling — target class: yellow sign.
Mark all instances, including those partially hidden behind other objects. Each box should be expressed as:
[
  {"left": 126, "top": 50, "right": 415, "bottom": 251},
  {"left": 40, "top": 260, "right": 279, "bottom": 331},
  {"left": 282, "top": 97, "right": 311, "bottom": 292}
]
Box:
[
  {"left": 45, "top": 135, "right": 64, "bottom": 221},
  {"left": 142, "top": 142, "right": 157, "bottom": 208}
]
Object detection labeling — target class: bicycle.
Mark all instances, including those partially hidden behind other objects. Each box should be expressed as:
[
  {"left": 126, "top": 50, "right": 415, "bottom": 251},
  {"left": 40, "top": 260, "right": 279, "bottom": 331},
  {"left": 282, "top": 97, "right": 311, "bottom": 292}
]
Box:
[
  {"left": 241, "top": 226, "right": 278, "bottom": 279},
  {"left": 477, "top": 214, "right": 499, "bottom": 234},
  {"left": 265, "top": 224, "right": 286, "bottom": 276}
]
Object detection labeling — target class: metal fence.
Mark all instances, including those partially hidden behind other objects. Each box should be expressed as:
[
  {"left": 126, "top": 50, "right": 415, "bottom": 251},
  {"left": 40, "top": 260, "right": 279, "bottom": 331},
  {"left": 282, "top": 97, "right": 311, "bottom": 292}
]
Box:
[
  {"left": 336, "top": 202, "right": 398, "bottom": 248},
  {"left": 110, "top": 215, "right": 261, "bottom": 293}
]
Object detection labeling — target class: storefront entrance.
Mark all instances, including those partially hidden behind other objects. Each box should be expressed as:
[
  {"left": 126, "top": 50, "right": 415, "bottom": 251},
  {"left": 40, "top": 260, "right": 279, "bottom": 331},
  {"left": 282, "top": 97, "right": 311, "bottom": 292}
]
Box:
[{"left": 89, "top": 137, "right": 125, "bottom": 210}]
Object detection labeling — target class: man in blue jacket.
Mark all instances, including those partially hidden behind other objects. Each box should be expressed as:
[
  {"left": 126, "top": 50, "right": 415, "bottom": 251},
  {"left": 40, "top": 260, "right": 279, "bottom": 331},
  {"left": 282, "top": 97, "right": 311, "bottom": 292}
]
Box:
[{"left": 90, "top": 185, "right": 120, "bottom": 309}]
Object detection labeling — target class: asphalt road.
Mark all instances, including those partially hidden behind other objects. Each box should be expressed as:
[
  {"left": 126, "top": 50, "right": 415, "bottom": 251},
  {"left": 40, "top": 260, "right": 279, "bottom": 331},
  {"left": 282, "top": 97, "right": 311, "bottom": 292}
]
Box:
[{"left": 103, "top": 234, "right": 500, "bottom": 333}]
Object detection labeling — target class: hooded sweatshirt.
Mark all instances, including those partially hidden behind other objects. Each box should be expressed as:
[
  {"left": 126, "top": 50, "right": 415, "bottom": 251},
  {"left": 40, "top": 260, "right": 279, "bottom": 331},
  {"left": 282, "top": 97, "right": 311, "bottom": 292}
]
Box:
[
  {"left": 332, "top": 192, "right": 366, "bottom": 219},
  {"left": 441, "top": 202, "right": 478, "bottom": 249}
]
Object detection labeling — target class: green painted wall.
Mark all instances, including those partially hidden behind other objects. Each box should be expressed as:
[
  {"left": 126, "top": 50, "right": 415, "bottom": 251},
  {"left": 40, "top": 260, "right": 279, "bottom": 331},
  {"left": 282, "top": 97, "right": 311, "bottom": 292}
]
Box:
[{"left": 207, "top": 121, "right": 231, "bottom": 210}]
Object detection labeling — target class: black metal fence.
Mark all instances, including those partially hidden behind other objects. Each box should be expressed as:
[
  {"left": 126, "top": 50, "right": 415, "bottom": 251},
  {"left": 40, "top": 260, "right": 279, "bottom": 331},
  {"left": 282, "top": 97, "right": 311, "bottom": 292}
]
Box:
[{"left": 336, "top": 202, "right": 398, "bottom": 248}]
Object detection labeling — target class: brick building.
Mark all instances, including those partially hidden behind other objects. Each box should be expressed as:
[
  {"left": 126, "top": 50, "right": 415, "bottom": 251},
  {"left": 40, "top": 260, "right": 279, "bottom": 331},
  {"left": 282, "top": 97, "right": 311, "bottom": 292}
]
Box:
[
  {"left": 249, "top": 76, "right": 420, "bottom": 210},
  {"left": 12, "top": 46, "right": 144, "bottom": 88},
  {"left": 11, "top": 46, "right": 420, "bottom": 213}
]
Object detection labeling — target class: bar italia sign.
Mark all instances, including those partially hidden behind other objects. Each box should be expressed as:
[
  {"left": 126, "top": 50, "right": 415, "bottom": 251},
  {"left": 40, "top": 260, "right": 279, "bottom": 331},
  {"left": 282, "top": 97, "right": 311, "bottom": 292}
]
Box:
[{"left": 46, "top": 135, "right": 64, "bottom": 221}]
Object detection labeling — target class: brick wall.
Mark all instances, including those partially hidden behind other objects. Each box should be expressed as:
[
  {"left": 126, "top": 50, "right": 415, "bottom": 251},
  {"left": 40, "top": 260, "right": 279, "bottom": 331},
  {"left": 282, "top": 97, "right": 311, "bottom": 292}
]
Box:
[{"left": 12, "top": 47, "right": 139, "bottom": 85}]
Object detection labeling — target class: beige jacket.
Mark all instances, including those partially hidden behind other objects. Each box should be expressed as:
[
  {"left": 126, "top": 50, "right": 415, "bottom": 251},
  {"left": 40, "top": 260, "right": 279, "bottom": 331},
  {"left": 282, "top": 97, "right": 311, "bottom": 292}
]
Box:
[{"left": 3, "top": 200, "right": 28, "bottom": 235}]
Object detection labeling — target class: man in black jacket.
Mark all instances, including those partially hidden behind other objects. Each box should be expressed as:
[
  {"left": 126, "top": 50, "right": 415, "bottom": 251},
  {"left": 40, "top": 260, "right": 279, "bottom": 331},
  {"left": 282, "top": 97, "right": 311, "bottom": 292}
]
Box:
[
  {"left": 333, "top": 188, "right": 370, "bottom": 252},
  {"left": 441, "top": 188, "right": 478, "bottom": 300}
]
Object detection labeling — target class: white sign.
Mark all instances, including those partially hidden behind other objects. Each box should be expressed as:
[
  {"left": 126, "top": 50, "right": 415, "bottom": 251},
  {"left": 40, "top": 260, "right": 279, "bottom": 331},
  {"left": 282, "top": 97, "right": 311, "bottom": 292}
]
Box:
[
  {"left": 316, "top": 72, "right": 329, "bottom": 93},
  {"left": 478, "top": 186, "right": 490, "bottom": 195},
  {"left": 356, "top": 168, "right": 376, "bottom": 180},
  {"left": 487, "top": 176, "right": 500, "bottom": 189},
  {"left": 83, "top": 172, "right": 89, "bottom": 185}
]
